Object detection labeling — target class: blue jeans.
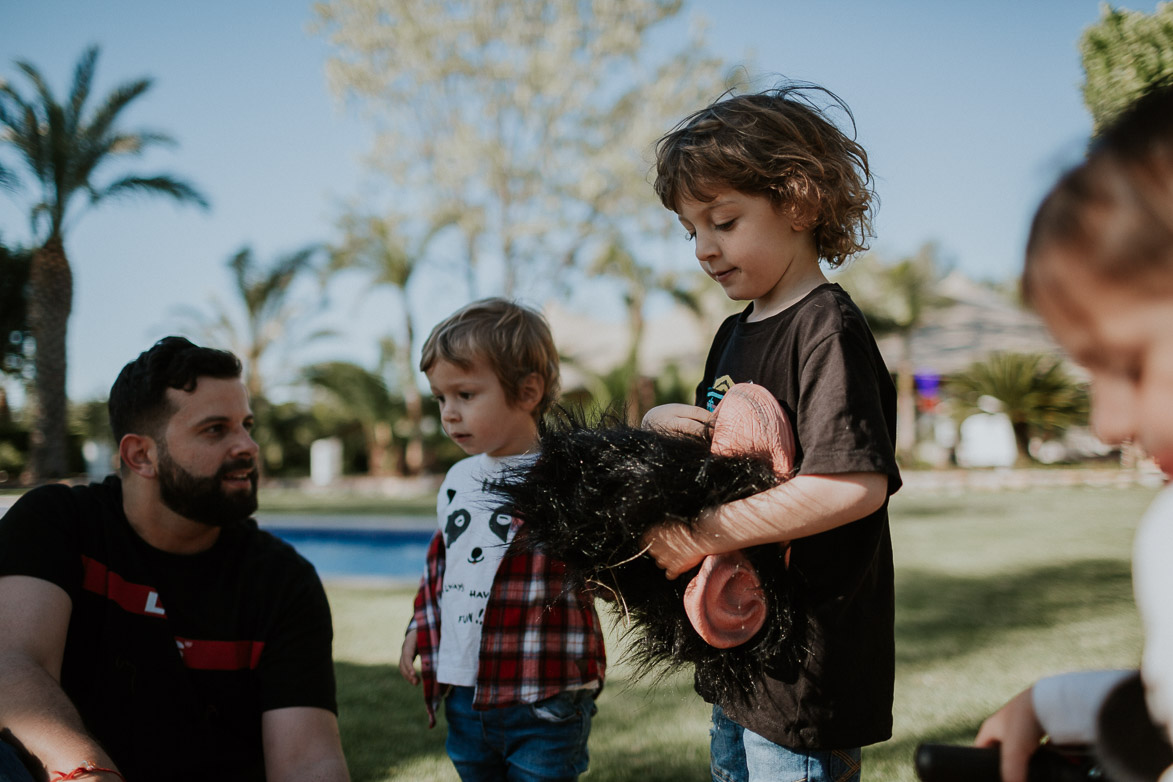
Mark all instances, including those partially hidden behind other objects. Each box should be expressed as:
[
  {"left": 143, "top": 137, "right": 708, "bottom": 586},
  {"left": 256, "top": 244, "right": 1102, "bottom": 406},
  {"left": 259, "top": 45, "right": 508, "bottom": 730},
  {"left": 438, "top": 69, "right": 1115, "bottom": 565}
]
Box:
[
  {"left": 444, "top": 686, "right": 596, "bottom": 782},
  {"left": 710, "top": 704, "right": 861, "bottom": 782}
]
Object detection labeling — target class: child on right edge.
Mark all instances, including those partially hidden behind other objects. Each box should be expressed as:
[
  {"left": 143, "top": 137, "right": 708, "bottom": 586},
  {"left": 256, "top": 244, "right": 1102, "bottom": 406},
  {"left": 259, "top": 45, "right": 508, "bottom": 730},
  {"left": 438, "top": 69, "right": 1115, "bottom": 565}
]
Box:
[
  {"left": 974, "top": 85, "right": 1173, "bottom": 782},
  {"left": 641, "top": 85, "right": 902, "bottom": 782}
]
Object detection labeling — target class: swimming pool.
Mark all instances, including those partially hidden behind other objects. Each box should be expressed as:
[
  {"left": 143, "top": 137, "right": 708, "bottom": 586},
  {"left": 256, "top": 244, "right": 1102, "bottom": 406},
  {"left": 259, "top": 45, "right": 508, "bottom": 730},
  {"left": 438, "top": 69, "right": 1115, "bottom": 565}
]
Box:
[{"left": 265, "top": 525, "right": 433, "bottom": 582}]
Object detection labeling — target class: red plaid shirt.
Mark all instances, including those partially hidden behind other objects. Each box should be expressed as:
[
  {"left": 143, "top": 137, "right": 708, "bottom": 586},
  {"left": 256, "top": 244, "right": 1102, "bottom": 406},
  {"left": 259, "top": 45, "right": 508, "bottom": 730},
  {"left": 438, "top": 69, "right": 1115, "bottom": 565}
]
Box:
[{"left": 411, "top": 528, "right": 606, "bottom": 727}]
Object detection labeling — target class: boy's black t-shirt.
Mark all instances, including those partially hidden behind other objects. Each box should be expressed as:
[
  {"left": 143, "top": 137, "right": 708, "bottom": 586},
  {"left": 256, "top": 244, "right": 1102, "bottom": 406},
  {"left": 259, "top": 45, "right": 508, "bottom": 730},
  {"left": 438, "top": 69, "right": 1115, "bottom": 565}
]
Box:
[
  {"left": 0, "top": 476, "right": 337, "bottom": 781},
  {"left": 696, "top": 282, "right": 900, "bottom": 750}
]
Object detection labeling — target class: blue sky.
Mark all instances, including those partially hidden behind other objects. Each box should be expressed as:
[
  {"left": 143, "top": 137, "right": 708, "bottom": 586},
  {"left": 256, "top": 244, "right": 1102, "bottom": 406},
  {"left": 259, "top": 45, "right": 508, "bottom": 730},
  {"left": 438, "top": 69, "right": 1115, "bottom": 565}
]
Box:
[{"left": 0, "top": 0, "right": 1161, "bottom": 401}]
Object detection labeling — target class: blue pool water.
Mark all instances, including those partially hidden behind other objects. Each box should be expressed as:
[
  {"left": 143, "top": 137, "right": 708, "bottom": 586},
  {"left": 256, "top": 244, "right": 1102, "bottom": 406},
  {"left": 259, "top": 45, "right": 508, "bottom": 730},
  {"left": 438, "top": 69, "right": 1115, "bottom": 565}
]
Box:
[{"left": 266, "top": 526, "right": 433, "bottom": 581}]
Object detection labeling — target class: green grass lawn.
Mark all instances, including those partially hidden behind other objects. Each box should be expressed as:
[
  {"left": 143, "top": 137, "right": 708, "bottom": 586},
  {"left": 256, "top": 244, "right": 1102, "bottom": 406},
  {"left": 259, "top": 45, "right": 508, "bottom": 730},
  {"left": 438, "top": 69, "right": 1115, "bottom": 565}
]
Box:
[
  {"left": 258, "top": 485, "right": 438, "bottom": 517},
  {"left": 327, "top": 483, "right": 1158, "bottom": 781}
]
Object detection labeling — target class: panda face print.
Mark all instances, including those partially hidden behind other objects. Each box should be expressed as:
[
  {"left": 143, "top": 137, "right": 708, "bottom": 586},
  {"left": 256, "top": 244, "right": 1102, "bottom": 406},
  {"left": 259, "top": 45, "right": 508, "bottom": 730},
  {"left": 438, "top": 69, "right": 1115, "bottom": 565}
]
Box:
[
  {"left": 445, "top": 508, "right": 472, "bottom": 548},
  {"left": 489, "top": 505, "right": 513, "bottom": 543}
]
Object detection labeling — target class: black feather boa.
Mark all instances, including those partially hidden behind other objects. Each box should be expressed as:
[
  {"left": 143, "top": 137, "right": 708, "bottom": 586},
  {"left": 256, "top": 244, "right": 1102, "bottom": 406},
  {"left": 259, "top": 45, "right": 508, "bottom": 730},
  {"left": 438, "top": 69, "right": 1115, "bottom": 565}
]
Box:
[{"left": 489, "top": 407, "right": 805, "bottom": 704}]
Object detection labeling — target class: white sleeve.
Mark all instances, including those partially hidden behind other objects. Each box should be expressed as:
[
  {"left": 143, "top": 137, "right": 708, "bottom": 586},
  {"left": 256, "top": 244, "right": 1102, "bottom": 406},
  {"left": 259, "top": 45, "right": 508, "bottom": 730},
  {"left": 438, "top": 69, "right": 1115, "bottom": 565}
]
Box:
[
  {"left": 1032, "top": 669, "right": 1134, "bottom": 744},
  {"left": 1135, "top": 486, "right": 1173, "bottom": 751}
]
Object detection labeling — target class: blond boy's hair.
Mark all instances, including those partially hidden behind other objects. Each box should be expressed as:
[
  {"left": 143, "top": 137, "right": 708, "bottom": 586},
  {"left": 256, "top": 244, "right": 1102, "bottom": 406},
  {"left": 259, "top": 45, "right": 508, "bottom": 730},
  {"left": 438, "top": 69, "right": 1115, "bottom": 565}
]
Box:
[
  {"left": 654, "top": 83, "right": 874, "bottom": 268},
  {"left": 419, "top": 298, "right": 560, "bottom": 417}
]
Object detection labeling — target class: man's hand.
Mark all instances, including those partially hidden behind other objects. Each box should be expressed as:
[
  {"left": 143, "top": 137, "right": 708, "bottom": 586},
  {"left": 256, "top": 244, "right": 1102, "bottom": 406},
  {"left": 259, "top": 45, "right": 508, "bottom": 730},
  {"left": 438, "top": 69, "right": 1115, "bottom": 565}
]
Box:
[
  {"left": 641, "top": 404, "right": 711, "bottom": 437},
  {"left": 399, "top": 629, "right": 420, "bottom": 686},
  {"left": 974, "top": 686, "right": 1045, "bottom": 782}
]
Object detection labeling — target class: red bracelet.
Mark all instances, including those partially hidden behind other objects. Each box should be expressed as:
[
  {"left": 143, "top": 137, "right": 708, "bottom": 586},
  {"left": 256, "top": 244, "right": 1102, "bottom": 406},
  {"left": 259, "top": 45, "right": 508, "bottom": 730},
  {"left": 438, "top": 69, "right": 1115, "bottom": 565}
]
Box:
[{"left": 50, "top": 761, "right": 126, "bottom": 781}]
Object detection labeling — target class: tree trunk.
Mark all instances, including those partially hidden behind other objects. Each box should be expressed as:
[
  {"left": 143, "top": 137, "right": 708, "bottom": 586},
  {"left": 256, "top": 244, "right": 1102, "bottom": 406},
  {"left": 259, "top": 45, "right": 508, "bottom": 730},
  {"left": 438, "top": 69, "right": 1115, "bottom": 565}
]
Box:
[
  {"left": 400, "top": 311, "right": 425, "bottom": 476},
  {"left": 369, "top": 420, "right": 393, "bottom": 476},
  {"left": 624, "top": 295, "right": 646, "bottom": 426},
  {"left": 1011, "top": 419, "right": 1032, "bottom": 465},
  {"left": 28, "top": 237, "right": 73, "bottom": 481},
  {"left": 895, "top": 332, "right": 917, "bottom": 460}
]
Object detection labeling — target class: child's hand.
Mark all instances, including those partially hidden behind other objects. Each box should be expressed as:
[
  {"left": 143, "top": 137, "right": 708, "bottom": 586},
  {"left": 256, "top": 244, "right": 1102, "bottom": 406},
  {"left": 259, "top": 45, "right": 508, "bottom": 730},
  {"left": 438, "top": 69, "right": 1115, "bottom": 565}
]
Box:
[
  {"left": 642, "top": 519, "right": 712, "bottom": 580},
  {"left": 641, "top": 403, "right": 711, "bottom": 437},
  {"left": 973, "top": 686, "right": 1044, "bottom": 782},
  {"left": 399, "top": 628, "right": 421, "bottom": 686}
]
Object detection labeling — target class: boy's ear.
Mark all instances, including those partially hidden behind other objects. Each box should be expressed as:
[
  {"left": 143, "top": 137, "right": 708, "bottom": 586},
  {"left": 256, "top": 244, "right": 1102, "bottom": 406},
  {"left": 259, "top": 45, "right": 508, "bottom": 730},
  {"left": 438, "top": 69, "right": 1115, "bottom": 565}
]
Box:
[
  {"left": 515, "top": 373, "right": 545, "bottom": 413},
  {"left": 771, "top": 191, "right": 817, "bottom": 231},
  {"left": 119, "top": 433, "right": 158, "bottom": 479},
  {"left": 787, "top": 204, "right": 818, "bottom": 232}
]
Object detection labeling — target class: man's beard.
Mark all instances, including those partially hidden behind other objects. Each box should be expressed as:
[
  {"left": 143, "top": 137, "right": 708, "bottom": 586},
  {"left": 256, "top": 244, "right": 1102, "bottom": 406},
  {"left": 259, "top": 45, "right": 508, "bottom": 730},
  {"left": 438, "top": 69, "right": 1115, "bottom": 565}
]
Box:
[{"left": 156, "top": 444, "right": 258, "bottom": 527}]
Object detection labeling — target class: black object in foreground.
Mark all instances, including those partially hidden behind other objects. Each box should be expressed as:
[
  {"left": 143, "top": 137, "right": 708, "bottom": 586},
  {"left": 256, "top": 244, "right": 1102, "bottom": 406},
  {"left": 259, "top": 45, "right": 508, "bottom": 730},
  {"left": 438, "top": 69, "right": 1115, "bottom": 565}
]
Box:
[
  {"left": 489, "top": 406, "right": 801, "bottom": 705},
  {"left": 914, "top": 744, "right": 1101, "bottom": 782}
]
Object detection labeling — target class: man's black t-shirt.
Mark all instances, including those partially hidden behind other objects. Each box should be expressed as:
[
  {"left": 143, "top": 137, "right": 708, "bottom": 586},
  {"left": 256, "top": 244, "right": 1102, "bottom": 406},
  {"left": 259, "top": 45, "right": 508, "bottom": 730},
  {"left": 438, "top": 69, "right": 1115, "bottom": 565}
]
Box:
[
  {"left": 696, "top": 283, "right": 900, "bottom": 750},
  {"left": 0, "top": 476, "right": 337, "bottom": 781}
]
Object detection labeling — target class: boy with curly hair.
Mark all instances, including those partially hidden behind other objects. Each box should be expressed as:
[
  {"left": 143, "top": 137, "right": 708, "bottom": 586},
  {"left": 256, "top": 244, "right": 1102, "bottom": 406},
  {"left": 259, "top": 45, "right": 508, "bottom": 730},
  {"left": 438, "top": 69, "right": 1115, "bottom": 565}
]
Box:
[{"left": 642, "top": 84, "right": 902, "bottom": 782}]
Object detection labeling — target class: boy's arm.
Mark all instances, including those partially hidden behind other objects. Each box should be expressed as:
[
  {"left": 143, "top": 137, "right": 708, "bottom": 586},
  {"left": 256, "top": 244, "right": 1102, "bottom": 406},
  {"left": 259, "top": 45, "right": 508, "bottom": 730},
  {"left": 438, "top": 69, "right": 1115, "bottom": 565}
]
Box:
[
  {"left": 0, "top": 575, "right": 121, "bottom": 776},
  {"left": 643, "top": 471, "right": 888, "bottom": 579},
  {"left": 974, "top": 670, "right": 1133, "bottom": 782},
  {"left": 399, "top": 627, "right": 420, "bottom": 685}
]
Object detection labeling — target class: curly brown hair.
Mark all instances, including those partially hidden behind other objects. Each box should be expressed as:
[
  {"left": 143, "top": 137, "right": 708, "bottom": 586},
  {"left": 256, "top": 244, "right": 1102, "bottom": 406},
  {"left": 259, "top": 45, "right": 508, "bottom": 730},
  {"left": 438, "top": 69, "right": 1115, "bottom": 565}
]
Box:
[
  {"left": 653, "top": 83, "right": 875, "bottom": 268},
  {"left": 419, "top": 297, "right": 560, "bottom": 419}
]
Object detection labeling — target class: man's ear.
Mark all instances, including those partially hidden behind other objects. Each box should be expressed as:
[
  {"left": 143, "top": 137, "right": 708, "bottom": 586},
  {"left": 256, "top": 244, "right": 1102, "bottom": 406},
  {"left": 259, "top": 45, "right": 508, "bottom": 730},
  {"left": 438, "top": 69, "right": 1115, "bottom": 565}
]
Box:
[
  {"left": 515, "top": 373, "right": 545, "bottom": 414},
  {"left": 119, "top": 434, "right": 158, "bottom": 479}
]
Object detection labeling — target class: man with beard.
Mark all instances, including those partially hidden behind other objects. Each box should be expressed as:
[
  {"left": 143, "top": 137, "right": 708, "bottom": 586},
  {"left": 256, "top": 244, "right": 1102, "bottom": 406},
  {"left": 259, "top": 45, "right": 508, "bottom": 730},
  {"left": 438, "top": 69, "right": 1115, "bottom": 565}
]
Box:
[{"left": 0, "top": 337, "right": 349, "bottom": 782}]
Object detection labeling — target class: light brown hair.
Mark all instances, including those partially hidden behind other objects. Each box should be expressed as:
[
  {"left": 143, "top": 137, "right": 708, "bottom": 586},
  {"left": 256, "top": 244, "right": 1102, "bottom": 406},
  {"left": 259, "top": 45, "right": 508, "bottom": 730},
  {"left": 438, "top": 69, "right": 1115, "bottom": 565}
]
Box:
[
  {"left": 653, "top": 83, "right": 875, "bottom": 268},
  {"left": 419, "top": 298, "right": 560, "bottom": 417}
]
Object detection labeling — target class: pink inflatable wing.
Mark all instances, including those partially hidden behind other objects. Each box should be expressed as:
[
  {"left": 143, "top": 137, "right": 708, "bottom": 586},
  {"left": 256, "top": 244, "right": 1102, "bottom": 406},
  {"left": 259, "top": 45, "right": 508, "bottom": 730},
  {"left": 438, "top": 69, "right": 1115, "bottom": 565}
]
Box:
[{"left": 683, "top": 383, "right": 795, "bottom": 648}]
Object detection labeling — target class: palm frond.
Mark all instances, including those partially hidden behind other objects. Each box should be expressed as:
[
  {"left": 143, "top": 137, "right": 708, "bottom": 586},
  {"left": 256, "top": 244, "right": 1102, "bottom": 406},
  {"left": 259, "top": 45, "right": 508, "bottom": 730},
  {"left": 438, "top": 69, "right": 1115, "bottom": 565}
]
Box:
[
  {"left": 304, "top": 361, "right": 396, "bottom": 420},
  {"left": 0, "top": 160, "right": 17, "bottom": 192},
  {"left": 96, "top": 175, "right": 209, "bottom": 208},
  {"left": 65, "top": 45, "right": 99, "bottom": 138},
  {"left": 82, "top": 78, "right": 152, "bottom": 142},
  {"left": 0, "top": 86, "right": 48, "bottom": 185},
  {"left": 12, "top": 60, "right": 56, "bottom": 115}
]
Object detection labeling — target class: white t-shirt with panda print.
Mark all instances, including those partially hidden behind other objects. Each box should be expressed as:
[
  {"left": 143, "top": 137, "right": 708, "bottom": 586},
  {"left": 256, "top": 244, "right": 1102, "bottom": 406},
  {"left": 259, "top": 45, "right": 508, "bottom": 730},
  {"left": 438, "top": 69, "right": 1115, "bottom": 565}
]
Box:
[{"left": 434, "top": 452, "right": 532, "bottom": 687}]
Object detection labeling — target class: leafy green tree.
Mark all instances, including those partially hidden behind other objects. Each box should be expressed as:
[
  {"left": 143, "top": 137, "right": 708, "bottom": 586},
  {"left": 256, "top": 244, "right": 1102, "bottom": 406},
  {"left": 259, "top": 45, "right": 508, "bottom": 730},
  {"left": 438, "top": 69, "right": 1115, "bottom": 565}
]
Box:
[
  {"left": 313, "top": 0, "right": 729, "bottom": 298},
  {"left": 835, "top": 243, "right": 953, "bottom": 458},
  {"left": 0, "top": 46, "right": 207, "bottom": 479},
  {"left": 946, "top": 351, "right": 1089, "bottom": 463},
  {"left": 1081, "top": 2, "right": 1173, "bottom": 133}
]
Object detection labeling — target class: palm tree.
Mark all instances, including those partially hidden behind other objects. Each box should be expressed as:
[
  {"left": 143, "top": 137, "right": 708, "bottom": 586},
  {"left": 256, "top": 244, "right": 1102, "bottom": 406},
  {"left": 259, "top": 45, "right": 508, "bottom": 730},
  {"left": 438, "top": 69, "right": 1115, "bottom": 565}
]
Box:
[
  {"left": 327, "top": 212, "right": 457, "bottom": 475},
  {"left": 174, "top": 245, "right": 325, "bottom": 403},
  {"left": 172, "top": 244, "right": 329, "bottom": 473},
  {"left": 304, "top": 360, "right": 398, "bottom": 476},
  {"left": 947, "top": 352, "right": 1089, "bottom": 463},
  {"left": 0, "top": 46, "right": 208, "bottom": 480},
  {"left": 836, "top": 243, "right": 952, "bottom": 458}
]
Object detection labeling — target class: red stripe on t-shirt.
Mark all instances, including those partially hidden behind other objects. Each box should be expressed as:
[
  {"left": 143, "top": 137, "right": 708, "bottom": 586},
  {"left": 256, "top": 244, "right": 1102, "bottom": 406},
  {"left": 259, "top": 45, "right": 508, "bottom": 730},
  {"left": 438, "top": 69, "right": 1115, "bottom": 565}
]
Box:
[
  {"left": 80, "top": 557, "right": 263, "bottom": 670},
  {"left": 174, "top": 637, "right": 265, "bottom": 670},
  {"left": 80, "top": 555, "right": 168, "bottom": 618}
]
